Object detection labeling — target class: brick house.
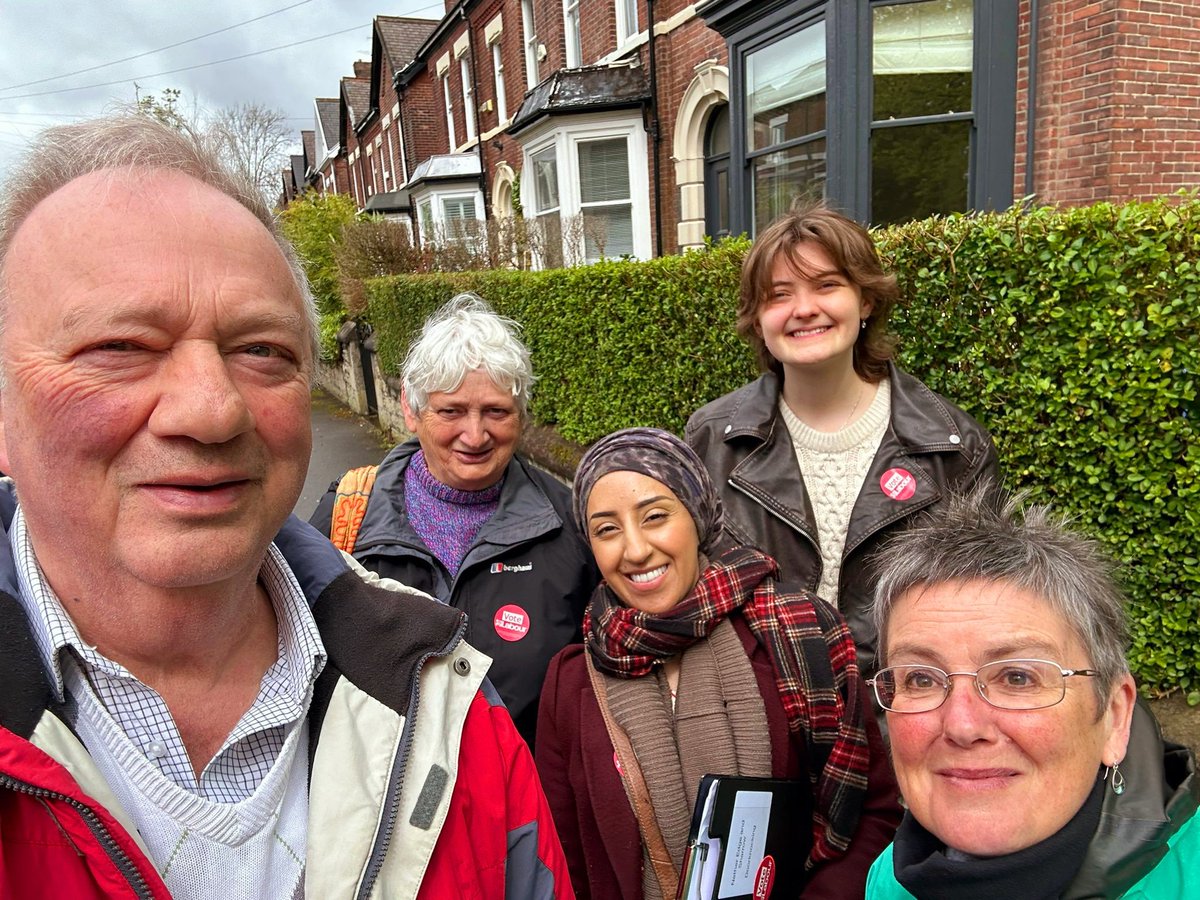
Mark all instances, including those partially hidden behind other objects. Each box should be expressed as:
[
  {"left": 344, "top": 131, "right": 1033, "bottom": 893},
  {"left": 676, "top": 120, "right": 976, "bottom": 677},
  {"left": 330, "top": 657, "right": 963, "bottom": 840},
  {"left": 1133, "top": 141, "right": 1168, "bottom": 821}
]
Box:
[
  {"left": 311, "top": 97, "right": 348, "bottom": 195},
  {"left": 294, "top": 0, "right": 1199, "bottom": 260}
]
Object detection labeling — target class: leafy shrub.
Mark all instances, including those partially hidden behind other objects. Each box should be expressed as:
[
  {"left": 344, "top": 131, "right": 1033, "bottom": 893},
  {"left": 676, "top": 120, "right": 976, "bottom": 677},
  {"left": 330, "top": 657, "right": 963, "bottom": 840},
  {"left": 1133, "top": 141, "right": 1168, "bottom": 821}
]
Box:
[
  {"left": 334, "top": 216, "right": 425, "bottom": 314},
  {"left": 361, "top": 201, "right": 1199, "bottom": 695},
  {"left": 278, "top": 192, "right": 357, "bottom": 319}
]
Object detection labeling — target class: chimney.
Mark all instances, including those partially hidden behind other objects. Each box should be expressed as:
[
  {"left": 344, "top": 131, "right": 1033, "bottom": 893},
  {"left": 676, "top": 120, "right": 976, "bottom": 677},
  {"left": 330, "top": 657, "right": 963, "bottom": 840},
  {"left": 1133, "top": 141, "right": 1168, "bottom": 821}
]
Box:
[{"left": 353, "top": 59, "right": 371, "bottom": 79}]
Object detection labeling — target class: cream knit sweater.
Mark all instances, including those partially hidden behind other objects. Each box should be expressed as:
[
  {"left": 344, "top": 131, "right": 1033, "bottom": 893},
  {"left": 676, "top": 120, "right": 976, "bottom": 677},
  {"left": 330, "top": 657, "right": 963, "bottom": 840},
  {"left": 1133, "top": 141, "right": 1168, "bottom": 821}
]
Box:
[{"left": 778, "top": 378, "right": 891, "bottom": 607}]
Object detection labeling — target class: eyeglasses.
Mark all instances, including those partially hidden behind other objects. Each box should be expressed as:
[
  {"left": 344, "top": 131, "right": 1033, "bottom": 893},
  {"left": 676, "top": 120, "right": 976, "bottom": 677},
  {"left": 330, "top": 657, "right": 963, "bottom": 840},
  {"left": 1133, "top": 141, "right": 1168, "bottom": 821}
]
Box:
[{"left": 867, "top": 658, "right": 1099, "bottom": 713}]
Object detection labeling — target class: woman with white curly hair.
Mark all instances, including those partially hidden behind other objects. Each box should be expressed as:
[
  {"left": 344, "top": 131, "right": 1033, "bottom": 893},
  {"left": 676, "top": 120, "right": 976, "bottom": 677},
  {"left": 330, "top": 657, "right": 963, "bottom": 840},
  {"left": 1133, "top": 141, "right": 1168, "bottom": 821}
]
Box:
[{"left": 312, "top": 294, "right": 597, "bottom": 746}]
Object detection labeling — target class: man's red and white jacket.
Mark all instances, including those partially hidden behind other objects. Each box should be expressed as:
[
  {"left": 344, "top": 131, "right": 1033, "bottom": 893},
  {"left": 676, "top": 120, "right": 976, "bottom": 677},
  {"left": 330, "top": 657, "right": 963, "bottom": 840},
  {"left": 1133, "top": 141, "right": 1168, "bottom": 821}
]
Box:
[{"left": 0, "top": 501, "right": 574, "bottom": 900}]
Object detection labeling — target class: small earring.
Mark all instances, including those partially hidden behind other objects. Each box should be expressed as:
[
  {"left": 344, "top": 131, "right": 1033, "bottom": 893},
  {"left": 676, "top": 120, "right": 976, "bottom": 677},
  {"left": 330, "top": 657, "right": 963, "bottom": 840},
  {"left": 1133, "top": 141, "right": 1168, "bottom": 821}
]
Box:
[
  {"left": 1104, "top": 762, "right": 1126, "bottom": 795},
  {"left": 860, "top": 320, "right": 868, "bottom": 331}
]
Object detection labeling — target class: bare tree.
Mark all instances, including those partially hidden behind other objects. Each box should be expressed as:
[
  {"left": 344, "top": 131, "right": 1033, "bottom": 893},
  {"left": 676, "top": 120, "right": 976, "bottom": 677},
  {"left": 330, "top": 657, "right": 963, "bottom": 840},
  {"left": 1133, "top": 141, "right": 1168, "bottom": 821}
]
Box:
[{"left": 205, "top": 103, "right": 294, "bottom": 204}]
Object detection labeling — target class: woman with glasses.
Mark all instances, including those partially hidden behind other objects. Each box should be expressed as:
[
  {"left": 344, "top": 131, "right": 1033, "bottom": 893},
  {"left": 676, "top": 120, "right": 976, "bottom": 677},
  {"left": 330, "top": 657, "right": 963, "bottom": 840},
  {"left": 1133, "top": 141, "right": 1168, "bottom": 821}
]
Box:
[
  {"left": 536, "top": 428, "right": 901, "bottom": 900},
  {"left": 864, "top": 487, "right": 1198, "bottom": 900}
]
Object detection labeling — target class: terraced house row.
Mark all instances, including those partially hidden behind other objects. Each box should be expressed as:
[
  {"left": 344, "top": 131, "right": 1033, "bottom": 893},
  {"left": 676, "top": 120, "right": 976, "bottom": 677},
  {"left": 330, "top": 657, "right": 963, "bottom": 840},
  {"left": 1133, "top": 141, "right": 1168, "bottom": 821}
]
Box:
[{"left": 279, "top": 0, "right": 1200, "bottom": 263}]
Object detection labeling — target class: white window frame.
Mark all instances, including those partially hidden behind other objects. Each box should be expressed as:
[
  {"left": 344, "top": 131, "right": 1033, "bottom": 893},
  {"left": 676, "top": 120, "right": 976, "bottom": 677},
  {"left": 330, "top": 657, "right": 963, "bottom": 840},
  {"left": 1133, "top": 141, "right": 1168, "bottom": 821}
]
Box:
[
  {"left": 521, "top": 0, "right": 539, "bottom": 89},
  {"left": 460, "top": 55, "right": 477, "bottom": 142},
  {"left": 520, "top": 114, "right": 651, "bottom": 267},
  {"left": 563, "top": 0, "right": 582, "bottom": 67},
  {"left": 491, "top": 39, "right": 509, "bottom": 124},
  {"left": 412, "top": 186, "right": 486, "bottom": 248},
  {"left": 616, "top": 0, "right": 639, "bottom": 46},
  {"left": 442, "top": 72, "right": 458, "bottom": 150},
  {"left": 384, "top": 127, "right": 397, "bottom": 187}
]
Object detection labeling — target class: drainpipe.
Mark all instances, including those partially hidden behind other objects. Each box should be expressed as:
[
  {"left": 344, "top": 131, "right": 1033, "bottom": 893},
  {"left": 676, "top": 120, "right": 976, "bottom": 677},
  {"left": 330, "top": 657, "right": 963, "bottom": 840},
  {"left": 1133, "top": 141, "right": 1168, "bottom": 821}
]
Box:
[
  {"left": 647, "top": 0, "right": 663, "bottom": 257},
  {"left": 1023, "top": 0, "right": 1040, "bottom": 199},
  {"left": 462, "top": 5, "right": 489, "bottom": 216},
  {"left": 396, "top": 85, "right": 410, "bottom": 184}
]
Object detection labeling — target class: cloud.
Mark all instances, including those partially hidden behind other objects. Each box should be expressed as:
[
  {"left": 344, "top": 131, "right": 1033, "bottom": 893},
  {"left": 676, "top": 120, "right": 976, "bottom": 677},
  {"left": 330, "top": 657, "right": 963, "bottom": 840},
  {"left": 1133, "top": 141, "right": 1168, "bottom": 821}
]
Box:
[{"left": 0, "top": 0, "right": 437, "bottom": 178}]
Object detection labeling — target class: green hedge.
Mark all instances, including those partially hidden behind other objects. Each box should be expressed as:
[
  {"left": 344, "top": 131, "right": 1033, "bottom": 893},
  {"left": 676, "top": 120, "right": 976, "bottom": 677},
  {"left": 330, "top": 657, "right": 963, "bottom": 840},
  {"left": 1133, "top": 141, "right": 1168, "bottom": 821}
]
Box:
[{"left": 363, "top": 200, "right": 1199, "bottom": 696}]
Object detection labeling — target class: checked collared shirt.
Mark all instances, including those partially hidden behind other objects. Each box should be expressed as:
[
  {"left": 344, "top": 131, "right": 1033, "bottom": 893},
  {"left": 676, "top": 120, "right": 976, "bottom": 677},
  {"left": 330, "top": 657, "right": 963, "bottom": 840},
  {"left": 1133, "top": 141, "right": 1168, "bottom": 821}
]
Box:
[{"left": 10, "top": 507, "right": 326, "bottom": 804}]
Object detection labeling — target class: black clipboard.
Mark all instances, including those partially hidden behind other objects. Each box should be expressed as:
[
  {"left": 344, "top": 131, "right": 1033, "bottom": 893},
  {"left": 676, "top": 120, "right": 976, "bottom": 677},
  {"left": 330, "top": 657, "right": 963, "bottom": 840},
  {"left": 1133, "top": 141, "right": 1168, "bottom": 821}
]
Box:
[{"left": 676, "top": 774, "right": 810, "bottom": 900}]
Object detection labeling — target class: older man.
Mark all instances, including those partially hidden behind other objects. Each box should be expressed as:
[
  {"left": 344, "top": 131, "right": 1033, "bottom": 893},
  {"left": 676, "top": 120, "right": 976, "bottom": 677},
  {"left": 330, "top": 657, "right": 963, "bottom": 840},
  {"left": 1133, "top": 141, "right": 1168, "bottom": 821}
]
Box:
[{"left": 0, "top": 118, "right": 570, "bottom": 899}]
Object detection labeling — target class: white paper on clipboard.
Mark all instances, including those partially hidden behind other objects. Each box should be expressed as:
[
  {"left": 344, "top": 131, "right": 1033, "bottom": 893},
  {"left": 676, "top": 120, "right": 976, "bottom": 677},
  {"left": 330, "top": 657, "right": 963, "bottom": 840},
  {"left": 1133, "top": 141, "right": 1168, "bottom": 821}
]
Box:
[{"left": 717, "top": 790, "right": 772, "bottom": 899}]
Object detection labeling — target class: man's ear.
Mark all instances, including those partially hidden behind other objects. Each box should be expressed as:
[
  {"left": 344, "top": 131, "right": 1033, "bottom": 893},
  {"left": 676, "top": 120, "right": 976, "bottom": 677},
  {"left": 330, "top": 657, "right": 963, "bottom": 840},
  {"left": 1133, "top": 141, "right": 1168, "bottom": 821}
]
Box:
[{"left": 0, "top": 394, "right": 10, "bottom": 475}]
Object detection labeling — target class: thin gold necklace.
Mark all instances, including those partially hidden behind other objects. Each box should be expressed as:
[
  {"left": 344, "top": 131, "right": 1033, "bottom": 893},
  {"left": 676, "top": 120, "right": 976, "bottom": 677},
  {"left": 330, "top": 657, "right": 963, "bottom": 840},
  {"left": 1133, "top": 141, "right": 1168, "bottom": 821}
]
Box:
[{"left": 838, "top": 383, "right": 865, "bottom": 431}]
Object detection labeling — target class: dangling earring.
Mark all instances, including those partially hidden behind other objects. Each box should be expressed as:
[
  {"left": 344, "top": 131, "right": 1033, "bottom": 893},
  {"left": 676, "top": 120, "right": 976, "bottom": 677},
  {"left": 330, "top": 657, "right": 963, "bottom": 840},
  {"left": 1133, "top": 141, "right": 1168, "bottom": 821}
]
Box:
[
  {"left": 860, "top": 320, "right": 868, "bottom": 331},
  {"left": 1104, "top": 762, "right": 1126, "bottom": 795}
]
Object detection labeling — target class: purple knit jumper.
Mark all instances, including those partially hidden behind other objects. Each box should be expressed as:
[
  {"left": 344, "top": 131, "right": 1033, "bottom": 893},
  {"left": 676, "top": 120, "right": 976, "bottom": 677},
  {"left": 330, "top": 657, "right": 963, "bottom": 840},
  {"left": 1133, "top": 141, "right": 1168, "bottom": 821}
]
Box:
[{"left": 404, "top": 450, "right": 503, "bottom": 575}]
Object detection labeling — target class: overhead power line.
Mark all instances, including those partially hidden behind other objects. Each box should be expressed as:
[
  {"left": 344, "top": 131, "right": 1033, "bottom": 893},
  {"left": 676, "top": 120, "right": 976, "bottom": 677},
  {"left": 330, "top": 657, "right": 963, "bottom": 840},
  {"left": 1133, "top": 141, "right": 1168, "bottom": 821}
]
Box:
[
  {"left": 0, "top": 23, "right": 369, "bottom": 103},
  {"left": 0, "top": 0, "right": 317, "bottom": 93}
]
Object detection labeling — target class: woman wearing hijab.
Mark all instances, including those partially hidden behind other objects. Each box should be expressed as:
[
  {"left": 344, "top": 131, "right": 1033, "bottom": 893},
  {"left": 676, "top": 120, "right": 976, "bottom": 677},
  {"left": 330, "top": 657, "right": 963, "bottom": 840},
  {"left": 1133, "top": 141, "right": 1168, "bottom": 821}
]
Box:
[{"left": 536, "top": 428, "right": 900, "bottom": 900}]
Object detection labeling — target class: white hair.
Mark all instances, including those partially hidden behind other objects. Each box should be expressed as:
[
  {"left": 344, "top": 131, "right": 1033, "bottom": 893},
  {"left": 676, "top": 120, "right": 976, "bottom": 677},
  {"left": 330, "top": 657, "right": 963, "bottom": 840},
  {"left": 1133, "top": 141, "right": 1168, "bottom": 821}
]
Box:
[{"left": 401, "top": 293, "right": 535, "bottom": 419}]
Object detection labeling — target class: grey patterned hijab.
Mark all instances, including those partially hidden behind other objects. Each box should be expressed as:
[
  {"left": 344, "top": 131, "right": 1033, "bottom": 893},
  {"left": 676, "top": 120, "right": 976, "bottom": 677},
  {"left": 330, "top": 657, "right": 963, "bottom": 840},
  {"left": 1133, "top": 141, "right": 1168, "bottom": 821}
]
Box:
[{"left": 572, "top": 427, "right": 725, "bottom": 555}]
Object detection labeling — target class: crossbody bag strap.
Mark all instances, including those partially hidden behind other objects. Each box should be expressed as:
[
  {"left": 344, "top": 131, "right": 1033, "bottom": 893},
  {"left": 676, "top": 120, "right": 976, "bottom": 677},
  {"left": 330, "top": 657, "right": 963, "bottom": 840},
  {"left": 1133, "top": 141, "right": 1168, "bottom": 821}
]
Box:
[
  {"left": 329, "top": 465, "right": 379, "bottom": 553},
  {"left": 586, "top": 651, "right": 679, "bottom": 900}
]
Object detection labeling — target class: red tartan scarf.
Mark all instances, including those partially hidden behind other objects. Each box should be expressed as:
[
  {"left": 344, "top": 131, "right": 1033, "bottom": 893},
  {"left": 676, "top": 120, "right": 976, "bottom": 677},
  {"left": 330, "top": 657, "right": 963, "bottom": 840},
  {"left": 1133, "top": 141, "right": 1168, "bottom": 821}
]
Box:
[{"left": 584, "top": 545, "right": 871, "bottom": 867}]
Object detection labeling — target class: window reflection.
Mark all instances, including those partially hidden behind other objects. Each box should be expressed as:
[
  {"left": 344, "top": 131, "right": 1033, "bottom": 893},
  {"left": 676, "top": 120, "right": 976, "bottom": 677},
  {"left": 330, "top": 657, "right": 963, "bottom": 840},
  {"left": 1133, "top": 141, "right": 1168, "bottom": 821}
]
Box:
[
  {"left": 753, "top": 140, "right": 827, "bottom": 230},
  {"left": 870, "top": 120, "right": 969, "bottom": 225},
  {"left": 871, "top": 0, "right": 974, "bottom": 224},
  {"left": 746, "top": 22, "right": 826, "bottom": 154}
]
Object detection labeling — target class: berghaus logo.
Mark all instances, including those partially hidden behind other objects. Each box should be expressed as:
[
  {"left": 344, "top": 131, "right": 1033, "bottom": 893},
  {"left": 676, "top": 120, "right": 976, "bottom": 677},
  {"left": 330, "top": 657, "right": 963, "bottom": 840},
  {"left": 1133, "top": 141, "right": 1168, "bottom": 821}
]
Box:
[{"left": 490, "top": 562, "right": 533, "bottom": 573}]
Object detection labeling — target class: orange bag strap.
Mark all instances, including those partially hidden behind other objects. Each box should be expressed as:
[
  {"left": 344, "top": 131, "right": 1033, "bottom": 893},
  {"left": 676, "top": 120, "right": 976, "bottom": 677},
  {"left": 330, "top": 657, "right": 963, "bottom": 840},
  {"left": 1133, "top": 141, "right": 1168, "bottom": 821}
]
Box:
[{"left": 329, "top": 465, "right": 379, "bottom": 553}]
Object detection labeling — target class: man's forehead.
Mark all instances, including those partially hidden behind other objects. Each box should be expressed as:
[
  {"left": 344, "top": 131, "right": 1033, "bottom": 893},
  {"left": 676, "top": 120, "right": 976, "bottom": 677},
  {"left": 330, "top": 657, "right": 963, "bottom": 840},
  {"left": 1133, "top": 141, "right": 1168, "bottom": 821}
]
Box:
[
  {"left": 19, "top": 167, "right": 237, "bottom": 234},
  {"left": 3, "top": 166, "right": 304, "bottom": 334}
]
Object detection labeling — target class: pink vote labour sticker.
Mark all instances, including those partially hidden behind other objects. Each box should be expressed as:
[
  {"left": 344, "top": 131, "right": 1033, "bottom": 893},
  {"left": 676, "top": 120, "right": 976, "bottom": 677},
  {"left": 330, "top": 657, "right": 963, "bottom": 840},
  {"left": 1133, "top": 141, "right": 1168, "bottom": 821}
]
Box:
[
  {"left": 880, "top": 468, "right": 917, "bottom": 501},
  {"left": 493, "top": 604, "right": 531, "bottom": 641}
]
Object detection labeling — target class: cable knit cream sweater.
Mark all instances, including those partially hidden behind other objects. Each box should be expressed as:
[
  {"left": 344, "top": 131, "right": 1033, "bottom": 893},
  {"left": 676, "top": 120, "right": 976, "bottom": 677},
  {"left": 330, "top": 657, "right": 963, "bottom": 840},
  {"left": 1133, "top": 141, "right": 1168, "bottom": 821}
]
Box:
[{"left": 778, "top": 379, "right": 891, "bottom": 607}]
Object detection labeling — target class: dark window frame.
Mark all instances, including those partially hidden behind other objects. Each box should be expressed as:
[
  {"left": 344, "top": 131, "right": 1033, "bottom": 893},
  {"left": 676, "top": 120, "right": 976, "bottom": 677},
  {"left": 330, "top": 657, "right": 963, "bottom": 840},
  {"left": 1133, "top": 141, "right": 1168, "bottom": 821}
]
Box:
[{"left": 713, "top": 0, "right": 1016, "bottom": 233}]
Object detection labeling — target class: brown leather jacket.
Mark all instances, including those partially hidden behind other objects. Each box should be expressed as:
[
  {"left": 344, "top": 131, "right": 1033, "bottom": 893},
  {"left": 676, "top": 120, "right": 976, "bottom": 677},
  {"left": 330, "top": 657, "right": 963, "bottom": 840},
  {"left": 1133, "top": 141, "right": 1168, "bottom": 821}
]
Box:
[{"left": 685, "top": 363, "right": 999, "bottom": 675}]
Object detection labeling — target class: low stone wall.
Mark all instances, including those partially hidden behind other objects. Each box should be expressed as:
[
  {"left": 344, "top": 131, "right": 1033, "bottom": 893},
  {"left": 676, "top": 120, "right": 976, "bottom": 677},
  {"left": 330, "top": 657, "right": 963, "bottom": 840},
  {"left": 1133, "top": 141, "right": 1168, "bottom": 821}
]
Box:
[
  {"left": 371, "top": 354, "right": 406, "bottom": 436},
  {"left": 315, "top": 322, "right": 372, "bottom": 415}
]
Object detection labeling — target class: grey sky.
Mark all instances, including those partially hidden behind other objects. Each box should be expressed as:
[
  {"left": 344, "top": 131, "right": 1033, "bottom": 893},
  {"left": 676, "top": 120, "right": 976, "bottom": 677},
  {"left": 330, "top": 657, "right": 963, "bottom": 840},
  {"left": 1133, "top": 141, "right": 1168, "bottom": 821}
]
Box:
[{"left": 0, "top": 0, "right": 442, "bottom": 178}]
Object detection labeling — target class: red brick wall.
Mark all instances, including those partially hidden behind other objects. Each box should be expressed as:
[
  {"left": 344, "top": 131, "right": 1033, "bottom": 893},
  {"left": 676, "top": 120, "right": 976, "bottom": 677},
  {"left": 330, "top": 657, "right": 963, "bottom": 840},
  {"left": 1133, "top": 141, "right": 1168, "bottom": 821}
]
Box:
[
  {"left": 399, "top": 73, "right": 443, "bottom": 173},
  {"left": 1022, "top": 0, "right": 1200, "bottom": 205}
]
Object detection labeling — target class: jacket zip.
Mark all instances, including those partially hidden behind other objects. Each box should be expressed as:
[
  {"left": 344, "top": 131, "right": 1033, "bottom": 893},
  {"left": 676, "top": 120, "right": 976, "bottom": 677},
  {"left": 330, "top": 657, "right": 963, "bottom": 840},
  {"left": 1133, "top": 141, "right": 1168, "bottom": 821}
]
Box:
[
  {"left": 355, "top": 614, "right": 469, "bottom": 900},
  {"left": 0, "top": 771, "right": 156, "bottom": 899}
]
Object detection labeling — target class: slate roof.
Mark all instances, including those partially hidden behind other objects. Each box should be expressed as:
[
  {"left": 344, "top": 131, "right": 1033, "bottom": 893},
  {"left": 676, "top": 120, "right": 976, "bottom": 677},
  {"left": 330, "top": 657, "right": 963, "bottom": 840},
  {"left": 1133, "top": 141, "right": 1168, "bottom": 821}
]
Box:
[
  {"left": 315, "top": 98, "right": 339, "bottom": 152},
  {"left": 408, "top": 152, "right": 482, "bottom": 187},
  {"left": 363, "top": 189, "right": 411, "bottom": 213},
  {"left": 508, "top": 64, "right": 651, "bottom": 136},
  {"left": 301, "top": 130, "right": 316, "bottom": 174},
  {"left": 376, "top": 16, "right": 438, "bottom": 73},
  {"left": 341, "top": 74, "right": 371, "bottom": 132}
]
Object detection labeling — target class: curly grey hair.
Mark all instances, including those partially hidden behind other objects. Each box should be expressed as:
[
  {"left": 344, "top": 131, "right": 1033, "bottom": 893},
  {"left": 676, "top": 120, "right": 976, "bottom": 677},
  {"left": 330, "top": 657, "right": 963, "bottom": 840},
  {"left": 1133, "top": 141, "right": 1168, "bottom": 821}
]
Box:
[{"left": 401, "top": 293, "right": 535, "bottom": 420}]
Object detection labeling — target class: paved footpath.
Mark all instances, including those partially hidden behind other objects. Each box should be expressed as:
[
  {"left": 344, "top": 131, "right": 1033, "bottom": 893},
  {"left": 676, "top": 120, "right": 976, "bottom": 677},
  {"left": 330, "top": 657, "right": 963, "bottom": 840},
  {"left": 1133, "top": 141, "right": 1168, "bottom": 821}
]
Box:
[{"left": 295, "top": 389, "right": 393, "bottom": 519}]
